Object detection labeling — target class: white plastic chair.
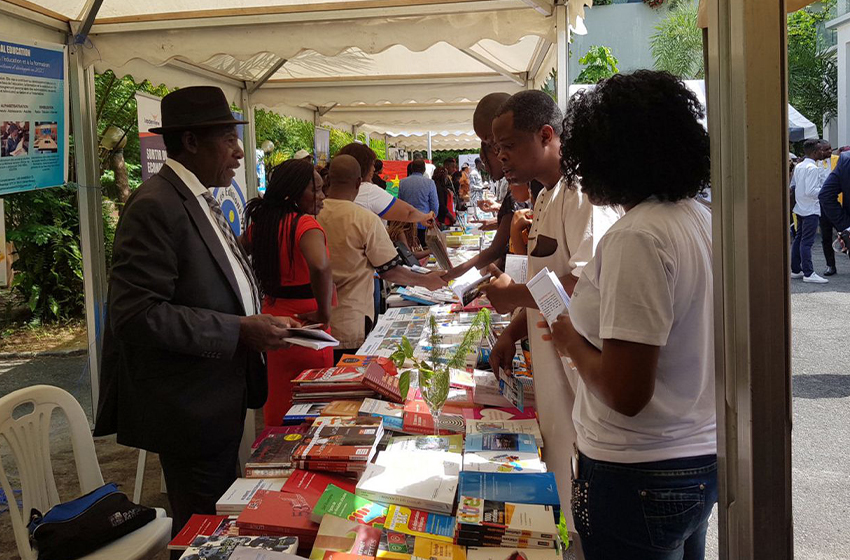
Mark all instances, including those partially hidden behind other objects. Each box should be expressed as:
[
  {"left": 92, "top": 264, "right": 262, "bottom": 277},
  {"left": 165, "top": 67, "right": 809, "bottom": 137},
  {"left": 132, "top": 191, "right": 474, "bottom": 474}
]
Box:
[{"left": 0, "top": 385, "right": 172, "bottom": 560}]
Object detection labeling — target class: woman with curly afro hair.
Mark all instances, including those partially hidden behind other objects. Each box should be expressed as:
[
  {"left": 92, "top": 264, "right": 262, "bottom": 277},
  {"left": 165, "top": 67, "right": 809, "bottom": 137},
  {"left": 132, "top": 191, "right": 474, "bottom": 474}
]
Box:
[{"left": 544, "top": 70, "right": 716, "bottom": 560}]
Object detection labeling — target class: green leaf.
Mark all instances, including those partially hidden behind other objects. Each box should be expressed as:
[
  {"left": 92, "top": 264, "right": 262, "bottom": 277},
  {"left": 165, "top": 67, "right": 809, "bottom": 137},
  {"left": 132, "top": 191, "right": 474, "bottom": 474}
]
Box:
[
  {"left": 401, "top": 336, "right": 415, "bottom": 359},
  {"left": 390, "top": 349, "right": 407, "bottom": 368},
  {"left": 398, "top": 370, "right": 412, "bottom": 402}
]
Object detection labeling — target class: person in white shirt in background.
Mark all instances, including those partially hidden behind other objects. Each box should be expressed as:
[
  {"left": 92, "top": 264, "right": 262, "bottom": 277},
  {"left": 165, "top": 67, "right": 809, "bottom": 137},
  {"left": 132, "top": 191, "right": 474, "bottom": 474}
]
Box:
[
  {"left": 547, "top": 70, "right": 716, "bottom": 560},
  {"left": 790, "top": 139, "right": 831, "bottom": 283}
]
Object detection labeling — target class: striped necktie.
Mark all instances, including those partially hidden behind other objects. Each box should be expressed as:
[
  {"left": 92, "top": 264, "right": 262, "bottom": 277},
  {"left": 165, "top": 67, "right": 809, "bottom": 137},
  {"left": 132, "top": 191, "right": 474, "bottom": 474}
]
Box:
[{"left": 201, "top": 191, "right": 262, "bottom": 315}]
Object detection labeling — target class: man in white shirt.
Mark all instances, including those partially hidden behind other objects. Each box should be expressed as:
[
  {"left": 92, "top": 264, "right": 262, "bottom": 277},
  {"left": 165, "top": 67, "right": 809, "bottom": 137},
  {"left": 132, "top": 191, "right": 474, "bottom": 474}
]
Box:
[{"left": 791, "top": 139, "right": 830, "bottom": 283}]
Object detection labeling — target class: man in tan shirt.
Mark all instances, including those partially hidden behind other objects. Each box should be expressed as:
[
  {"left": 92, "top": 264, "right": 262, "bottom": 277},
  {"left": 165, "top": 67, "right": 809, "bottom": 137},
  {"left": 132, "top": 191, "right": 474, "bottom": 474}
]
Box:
[{"left": 318, "top": 155, "right": 447, "bottom": 360}]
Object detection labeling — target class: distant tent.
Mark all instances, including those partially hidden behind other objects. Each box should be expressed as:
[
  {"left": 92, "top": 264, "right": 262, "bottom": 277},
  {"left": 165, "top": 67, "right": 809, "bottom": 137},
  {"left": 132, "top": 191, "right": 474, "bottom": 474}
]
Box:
[{"left": 569, "top": 80, "right": 819, "bottom": 141}]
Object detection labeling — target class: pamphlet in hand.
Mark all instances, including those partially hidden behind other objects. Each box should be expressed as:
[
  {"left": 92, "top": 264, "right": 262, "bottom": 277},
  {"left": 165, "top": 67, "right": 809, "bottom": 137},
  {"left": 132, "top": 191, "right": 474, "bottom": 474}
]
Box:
[
  {"left": 526, "top": 267, "right": 570, "bottom": 328},
  {"left": 450, "top": 268, "right": 493, "bottom": 306},
  {"left": 504, "top": 255, "right": 528, "bottom": 284},
  {"left": 283, "top": 324, "right": 339, "bottom": 350}
]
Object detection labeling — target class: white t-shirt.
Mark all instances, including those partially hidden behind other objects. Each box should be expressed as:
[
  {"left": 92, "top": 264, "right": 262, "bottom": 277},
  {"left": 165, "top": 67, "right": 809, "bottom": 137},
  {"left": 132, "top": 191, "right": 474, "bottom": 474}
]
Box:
[
  {"left": 354, "top": 181, "right": 397, "bottom": 218},
  {"left": 524, "top": 179, "right": 621, "bottom": 519},
  {"left": 569, "top": 197, "right": 716, "bottom": 464}
]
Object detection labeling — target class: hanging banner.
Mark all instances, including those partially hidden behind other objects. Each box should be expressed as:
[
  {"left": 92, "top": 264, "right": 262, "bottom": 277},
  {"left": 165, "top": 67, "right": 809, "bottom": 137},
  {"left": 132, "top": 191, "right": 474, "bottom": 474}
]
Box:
[
  {"left": 314, "top": 126, "right": 330, "bottom": 167},
  {"left": 210, "top": 111, "right": 248, "bottom": 236},
  {"left": 136, "top": 92, "right": 167, "bottom": 182},
  {"left": 0, "top": 37, "right": 68, "bottom": 195},
  {"left": 0, "top": 198, "right": 7, "bottom": 288},
  {"left": 458, "top": 154, "right": 477, "bottom": 170},
  {"left": 137, "top": 94, "right": 248, "bottom": 235}
]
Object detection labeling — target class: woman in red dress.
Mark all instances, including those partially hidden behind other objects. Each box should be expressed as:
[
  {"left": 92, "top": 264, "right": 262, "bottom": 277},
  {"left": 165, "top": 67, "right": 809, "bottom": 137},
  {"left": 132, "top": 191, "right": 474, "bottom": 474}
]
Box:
[{"left": 245, "top": 159, "right": 335, "bottom": 426}]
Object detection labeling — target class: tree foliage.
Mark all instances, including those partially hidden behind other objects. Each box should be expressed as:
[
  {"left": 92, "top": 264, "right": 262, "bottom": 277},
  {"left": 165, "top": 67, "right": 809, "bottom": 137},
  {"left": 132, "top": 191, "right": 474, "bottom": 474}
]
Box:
[
  {"left": 788, "top": 1, "right": 837, "bottom": 135},
  {"left": 576, "top": 45, "right": 620, "bottom": 84},
  {"left": 650, "top": 0, "right": 704, "bottom": 79}
]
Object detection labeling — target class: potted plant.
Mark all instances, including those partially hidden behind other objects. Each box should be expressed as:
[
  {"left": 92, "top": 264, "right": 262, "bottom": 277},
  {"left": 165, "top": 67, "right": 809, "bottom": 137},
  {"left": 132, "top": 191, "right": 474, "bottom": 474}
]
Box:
[{"left": 391, "top": 308, "right": 491, "bottom": 435}]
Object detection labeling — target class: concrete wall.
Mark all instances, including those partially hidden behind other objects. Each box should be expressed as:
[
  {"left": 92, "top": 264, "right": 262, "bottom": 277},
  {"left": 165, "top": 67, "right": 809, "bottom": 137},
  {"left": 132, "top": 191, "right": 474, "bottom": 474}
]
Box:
[{"left": 569, "top": 2, "right": 668, "bottom": 83}]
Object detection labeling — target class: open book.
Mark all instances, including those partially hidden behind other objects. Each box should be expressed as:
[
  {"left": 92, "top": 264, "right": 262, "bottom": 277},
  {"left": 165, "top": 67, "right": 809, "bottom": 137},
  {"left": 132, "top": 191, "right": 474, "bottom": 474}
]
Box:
[{"left": 284, "top": 325, "right": 339, "bottom": 350}]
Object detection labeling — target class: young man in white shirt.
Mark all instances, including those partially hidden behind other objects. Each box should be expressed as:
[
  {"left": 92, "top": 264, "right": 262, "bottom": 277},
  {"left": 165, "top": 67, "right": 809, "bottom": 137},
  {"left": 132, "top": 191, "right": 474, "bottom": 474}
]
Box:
[{"left": 791, "top": 139, "right": 831, "bottom": 283}]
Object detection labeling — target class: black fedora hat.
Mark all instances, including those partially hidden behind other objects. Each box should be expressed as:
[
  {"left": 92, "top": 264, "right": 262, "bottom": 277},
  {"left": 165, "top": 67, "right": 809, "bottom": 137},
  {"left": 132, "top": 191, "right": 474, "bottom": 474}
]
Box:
[{"left": 149, "top": 86, "right": 248, "bottom": 134}]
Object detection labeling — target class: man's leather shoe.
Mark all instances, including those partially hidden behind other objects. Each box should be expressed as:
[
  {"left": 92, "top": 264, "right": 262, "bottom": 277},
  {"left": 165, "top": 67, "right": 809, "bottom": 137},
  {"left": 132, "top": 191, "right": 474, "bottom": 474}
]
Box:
[{"left": 824, "top": 266, "right": 837, "bottom": 276}]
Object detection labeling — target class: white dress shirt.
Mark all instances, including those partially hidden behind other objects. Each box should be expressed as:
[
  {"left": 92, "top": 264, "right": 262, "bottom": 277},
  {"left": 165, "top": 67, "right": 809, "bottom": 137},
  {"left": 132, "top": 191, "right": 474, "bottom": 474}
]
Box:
[
  {"left": 165, "top": 158, "right": 257, "bottom": 316},
  {"left": 792, "top": 157, "right": 830, "bottom": 217}
]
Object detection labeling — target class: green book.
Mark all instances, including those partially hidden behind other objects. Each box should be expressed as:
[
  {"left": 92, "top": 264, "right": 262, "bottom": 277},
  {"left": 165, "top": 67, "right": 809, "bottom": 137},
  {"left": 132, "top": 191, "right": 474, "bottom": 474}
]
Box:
[{"left": 310, "top": 484, "right": 388, "bottom": 528}]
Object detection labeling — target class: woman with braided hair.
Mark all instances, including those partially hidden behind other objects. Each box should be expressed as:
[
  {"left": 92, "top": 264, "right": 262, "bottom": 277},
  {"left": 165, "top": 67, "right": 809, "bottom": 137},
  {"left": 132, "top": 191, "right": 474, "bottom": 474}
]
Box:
[{"left": 244, "top": 158, "right": 335, "bottom": 426}]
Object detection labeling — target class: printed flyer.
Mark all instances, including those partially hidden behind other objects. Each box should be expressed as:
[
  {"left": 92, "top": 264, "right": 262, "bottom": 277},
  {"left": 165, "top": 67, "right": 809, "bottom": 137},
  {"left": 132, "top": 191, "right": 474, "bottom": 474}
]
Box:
[{"left": 0, "top": 37, "right": 67, "bottom": 195}]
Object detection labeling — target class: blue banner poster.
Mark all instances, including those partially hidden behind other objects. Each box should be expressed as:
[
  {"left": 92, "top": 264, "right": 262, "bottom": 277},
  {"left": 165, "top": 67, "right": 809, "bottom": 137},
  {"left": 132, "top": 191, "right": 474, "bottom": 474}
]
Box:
[
  {"left": 210, "top": 111, "right": 248, "bottom": 236},
  {"left": 0, "top": 37, "right": 68, "bottom": 195}
]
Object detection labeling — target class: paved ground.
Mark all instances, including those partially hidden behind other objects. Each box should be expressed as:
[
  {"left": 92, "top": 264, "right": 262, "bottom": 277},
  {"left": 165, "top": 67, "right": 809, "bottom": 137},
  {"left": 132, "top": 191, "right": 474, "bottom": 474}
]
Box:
[{"left": 0, "top": 246, "right": 849, "bottom": 559}]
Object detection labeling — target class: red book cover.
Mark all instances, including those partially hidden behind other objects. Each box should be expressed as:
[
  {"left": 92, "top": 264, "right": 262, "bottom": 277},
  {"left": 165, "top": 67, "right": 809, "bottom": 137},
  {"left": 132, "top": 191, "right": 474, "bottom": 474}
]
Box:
[
  {"left": 246, "top": 432, "right": 307, "bottom": 468},
  {"left": 236, "top": 490, "right": 319, "bottom": 535},
  {"left": 362, "top": 362, "right": 404, "bottom": 403},
  {"left": 252, "top": 424, "right": 309, "bottom": 449},
  {"left": 336, "top": 354, "right": 398, "bottom": 376},
  {"left": 167, "top": 514, "right": 231, "bottom": 550},
  {"left": 462, "top": 406, "right": 538, "bottom": 420},
  {"left": 402, "top": 400, "right": 465, "bottom": 435},
  {"left": 293, "top": 367, "right": 367, "bottom": 385},
  {"left": 294, "top": 460, "right": 368, "bottom": 473},
  {"left": 282, "top": 469, "right": 357, "bottom": 508}
]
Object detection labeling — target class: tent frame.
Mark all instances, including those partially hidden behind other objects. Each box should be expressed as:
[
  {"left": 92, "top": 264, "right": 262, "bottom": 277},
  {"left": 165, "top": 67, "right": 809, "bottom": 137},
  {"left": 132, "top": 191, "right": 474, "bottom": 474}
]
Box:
[{"left": 1, "top": 1, "right": 795, "bottom": 558}]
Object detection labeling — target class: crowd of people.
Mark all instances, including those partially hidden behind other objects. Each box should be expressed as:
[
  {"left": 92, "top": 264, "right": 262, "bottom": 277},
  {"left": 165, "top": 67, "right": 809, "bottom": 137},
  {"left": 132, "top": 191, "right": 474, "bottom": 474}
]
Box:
[
  {"left": 789, "top": 139, "right": 850, "bottom": 283},
  {"left": 96, "top": 70, "right": 719, "bottom": 560}
]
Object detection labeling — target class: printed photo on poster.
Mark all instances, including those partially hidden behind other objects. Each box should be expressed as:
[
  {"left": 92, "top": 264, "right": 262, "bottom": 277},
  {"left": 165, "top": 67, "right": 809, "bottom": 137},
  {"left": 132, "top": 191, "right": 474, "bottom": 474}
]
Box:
[
  {"left": 0, "top": 37, "right": 68, "bottom": 195},
  {"left": 136, "top": 92, "right": 167, "bottom": 181},
  {"left": 0, "top": 199, "right": 7, "bottom": 288}
]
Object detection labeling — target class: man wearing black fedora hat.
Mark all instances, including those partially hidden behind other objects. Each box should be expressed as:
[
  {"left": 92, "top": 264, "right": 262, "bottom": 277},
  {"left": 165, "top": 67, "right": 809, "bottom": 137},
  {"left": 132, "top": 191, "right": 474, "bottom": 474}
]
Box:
[{"left": 94, "top": 86, "right": 299, "bottom": 542}]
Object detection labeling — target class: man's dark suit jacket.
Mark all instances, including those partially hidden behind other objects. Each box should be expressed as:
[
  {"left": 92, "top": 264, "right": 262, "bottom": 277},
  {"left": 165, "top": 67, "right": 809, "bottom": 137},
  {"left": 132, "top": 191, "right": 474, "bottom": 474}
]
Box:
[
  {"left": 93, "top": 164, "right": 265, "bottom": 459},
  {"left": 820, "top": 152, "right": 850, "bottom": 231}
]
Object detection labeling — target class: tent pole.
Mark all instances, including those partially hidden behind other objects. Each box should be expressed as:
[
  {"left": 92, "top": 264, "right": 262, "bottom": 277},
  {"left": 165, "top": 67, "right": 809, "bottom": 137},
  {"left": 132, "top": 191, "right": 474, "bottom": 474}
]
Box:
[
  {"left": 427, "top": 131, "right": 432, "bottom": 161},
  {"left": 556, "top": 3, "right": 569, "bottom": 114},
  {"left": 705, "top": 0, "right": 793, "bottom": 557},
  {"left": 240, "top": 88, "right": 259, "bottom": 200},
  {"left": 69, "top": 44, "right": 107, "bottom": 417}
]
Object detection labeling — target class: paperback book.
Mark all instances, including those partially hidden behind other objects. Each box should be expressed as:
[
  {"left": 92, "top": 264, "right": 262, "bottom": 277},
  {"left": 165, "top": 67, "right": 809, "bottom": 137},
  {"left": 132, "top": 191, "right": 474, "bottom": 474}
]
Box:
[
  {"left": 336, "top": 354, "right": 399, "bottom": 376},
  {"left": 456, "top": 496, "right": 559, "bottom": 547},
  {"left": 177, "top": 535, "right": 299, "bottom": 560},
  {"left": 321, "top": 400, "right": 365, "bottom": 417},
  {"left": 311, "top": 485, "right": 389, "bottom": 526},
  {"left": 168, "top": 514, "right": 236, "bottom": 550},
  {"left": 383, "top": 505, "right": 455, "bottom": 542},
  {"left": 385, "top": 435, "right": 463, "bottom": 455},
  {"left": 465, "top": 548, "right": 561, "bottom": 560},
  {"left": 465, "top": 419, "right": 543, "bottom": 448},
  {"left": 245, "top": 432, "right": 307, "bottom": 477},
  {"left": 216, "top": 478, "right": 288, "bottom": 515},
  {"left": 282, "top": 470, "right": 357, "bottom": 508},
  {"left": 462, "top": 433, "right": 545, "bottom": 474},
  {"left": 236, "top": 490, "right": 319, "bottom": 540},
  {"left": 359, "top": 398, "right": 405, "bottom": 431},
  {"left": 309, "top": 515, "right": 383, "bottom": 560}
]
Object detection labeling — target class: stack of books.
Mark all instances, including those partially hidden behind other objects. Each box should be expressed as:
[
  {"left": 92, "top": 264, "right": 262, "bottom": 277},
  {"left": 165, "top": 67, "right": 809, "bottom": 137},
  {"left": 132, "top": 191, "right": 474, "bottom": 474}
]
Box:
[
  {"left": 402, "top": 399, "right": 465, "bottom": 435},
  {"left": 281, "top": 469, "right": 357, "bottom": 509},
  {"left": 465, "top": 418, "right": 543, "bottom": 449},
  {"left": 359, "top": 398, "right": 405, "bottom": 431},
  {"left": 245, "top": 431, "right": 307, "bottom": 478},
  {"left": 457, "top": 471, "right": 561, "bottom": 508},
  {"left": 462, "top": 433, "right": 546, "bottom": 473},
  {"left": 291, "top": 365, "right": 383, "bottom": 403},
  {"left": 215, "top": 478, "right": 288, "bottom": 516},
  {"left": 455, "top": 497, "right": 559, "bottom": 549},
  {"left": 235, "top": 489, "right": 320, "bottom": 548},
  {"left": 472, "top": 370, "right": 535, "bottom": 409},
  {"left": 176, "top": 534, "right": 299, "bottom": 560},
  {"left": 291, "top": 416, "right": 384, "bottom": 474},
  {"left": 168, "top": 514, "right": 237, "bottom": 552},
  {"left": 356, "top": 450, "right": 461, "bottom": 514}
]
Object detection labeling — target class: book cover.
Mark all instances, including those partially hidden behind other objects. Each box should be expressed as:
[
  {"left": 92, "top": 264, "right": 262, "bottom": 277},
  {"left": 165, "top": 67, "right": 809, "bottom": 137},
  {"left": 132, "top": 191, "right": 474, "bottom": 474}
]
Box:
[
  {"left": 228, "top": 547, "right": 305, "bottom": 560},
  {"left": 283, "top": 404, "right": 328, "bottom": 422},
  {"left": 457, "top": 472, "right": 560, "bottom": 507},
  {"left": 311, "top": 416, "right": 383, "bottom": 429},
  {"left": 252, "top": 424, "right": 309, "bottom": 448},
  {"left": 168, "top": 514, "right": 233, "bottom": 550},
  {"left": 465, "top": 547, "right": 561, "bottom": 560},
  {"left": 247, "top": 432, "right": 307, "bottom": 469},
  {"left": 356, "top": 451, "right": 461, "bottom": 515},
  {"left": 462, "top": 433, "right": 545, "bottom": 474},
  {"left": 362, "top": 363, "right": 404, "bottom": 403},
  {"left": 359, "top": 398, "right": 405, "bottom": 431},
  {"left": 296, "top": 424, "right": 383, "bottom": 462},
  {"left": 236, "top": 490, "right": 320, "bottom": 535},
  {"left": 462, "top": 407, "right": 537, "bottom": 421},
  {"left": 216, "top": 478, "right": 288, "bottom": 515},
  {"left": 293, "top": 460, "right": 370, "bottom": 474},
  {"left": 456, "top": 497, "right": 558, "bottom": 540},
  {"left": 336, "top": 354, "right": 399, "bottom": 376},
  {"left": 322, "top": 400, "right": 365, "bottom": 417},
  {"left": 244, "top": 467, "right": 295, "bottom": 479},
  {"left": 294, "top": 367, "right": 368, "bottom": 385},
  {"left": 465, "top": 419, "right": 542, "bottom": 448},
  {"left": 312, "top": 485, "right": 389, "bottom": 526},
  {"left": 178, "top": 535, "right": 299, "bottom": 560},
  {"left": 309, "top": 515, "right": 383, "bottom": 560},
  {"left": 383, "top": 505, "right": 455, "bottom": 542},
  {"left": 377, "top": 532, "right": 466, "bottom": 560},
  {"left": 283, "top": 470, "right": 357, "bottom": 508},
  {"left": 402, "top": 400, "right": 465, "bottom": 435},
  {"left": 385, "top": 435, "right": 463, "bottom": 455}
]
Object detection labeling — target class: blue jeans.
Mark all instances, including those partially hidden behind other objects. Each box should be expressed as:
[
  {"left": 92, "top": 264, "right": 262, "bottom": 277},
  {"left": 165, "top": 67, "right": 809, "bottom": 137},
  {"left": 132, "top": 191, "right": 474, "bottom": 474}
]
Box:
[
  {"left": 791, "top": 213, "right": 820, "bottom": 276},
  {"left": 573, "top": 452, "right": 718, "bottom": 560}
]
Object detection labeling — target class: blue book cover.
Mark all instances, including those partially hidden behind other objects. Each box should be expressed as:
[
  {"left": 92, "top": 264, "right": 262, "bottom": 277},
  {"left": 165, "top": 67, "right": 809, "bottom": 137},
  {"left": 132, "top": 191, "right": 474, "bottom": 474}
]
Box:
[
  {"left": 458, "top": 472, "right": 560, "bottom": 507},
  {"left": 465, "top": 433, "right": 537, "bottom": 453}
]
